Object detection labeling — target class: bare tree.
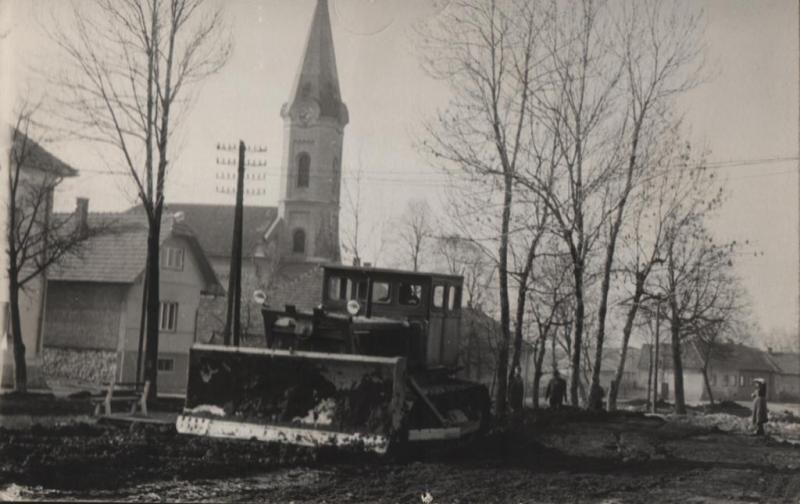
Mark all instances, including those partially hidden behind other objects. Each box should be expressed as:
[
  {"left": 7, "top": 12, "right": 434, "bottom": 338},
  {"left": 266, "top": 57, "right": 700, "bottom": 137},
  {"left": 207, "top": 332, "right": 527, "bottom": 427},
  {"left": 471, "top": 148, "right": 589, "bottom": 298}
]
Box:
[
  {"left": 6, "top": 107, "right": 106, "bottom": 392},
  {"left": 586, "top": 0, "right": 704, "bottom": 409},
  {"left": 48, "top": 0, "right": 230, "bottom": 397},
  {"left": 418, "top": 0, "right": 543, "bottom": 416},
  {"left": 397, "top": 198, "right": 432, "bottom": 272}
]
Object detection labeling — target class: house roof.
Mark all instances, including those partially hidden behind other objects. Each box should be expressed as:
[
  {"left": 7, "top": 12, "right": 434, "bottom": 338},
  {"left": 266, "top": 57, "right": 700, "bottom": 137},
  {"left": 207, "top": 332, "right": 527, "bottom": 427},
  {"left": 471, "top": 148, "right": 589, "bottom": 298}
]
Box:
[
  {"left": 767, "top": 352, "right": 800, "bottom": 375},
  {"left": 638, "top": 341, "right": 780, "bottom": 373},
  {"left": 638, "top": 343, "right": 705, "bottom": 371},
  {"left": 130, "top": 203, "right": 277, "bottom": 259},
  {"left": 265, "top": 262, "right": 324, "bottom": 310},
  {"left": 11, "top": 127, "right": 78, "bottom": 177},
  {"left": 48, "top": 212, "right": 223, "bottom": 295}
]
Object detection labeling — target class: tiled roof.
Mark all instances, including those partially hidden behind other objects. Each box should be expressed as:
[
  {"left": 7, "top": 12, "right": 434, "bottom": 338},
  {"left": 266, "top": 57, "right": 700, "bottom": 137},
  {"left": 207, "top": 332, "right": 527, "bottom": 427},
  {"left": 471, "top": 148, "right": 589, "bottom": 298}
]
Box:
[
  {"left": 48, "top": 212, "right": 223, "bottom": 295},
  {"left": 12, "top": 127, "right": 78, "bottom": 177},
  {"left": 130, "top": 203, "right": 277, "bottom": 259},
  {"left": 265, "top": 262, "right": 324, "bottom": 310},
  {"left": 767, "top": 352, "right": 800, "bottom": 375}
]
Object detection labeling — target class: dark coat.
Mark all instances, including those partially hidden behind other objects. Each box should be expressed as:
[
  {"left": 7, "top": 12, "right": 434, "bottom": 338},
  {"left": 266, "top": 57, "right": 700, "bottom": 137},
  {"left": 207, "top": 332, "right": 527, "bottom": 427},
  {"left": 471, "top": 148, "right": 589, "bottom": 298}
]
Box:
[{"left": 545, "top": 376, "right": 566, "bottom": 406}]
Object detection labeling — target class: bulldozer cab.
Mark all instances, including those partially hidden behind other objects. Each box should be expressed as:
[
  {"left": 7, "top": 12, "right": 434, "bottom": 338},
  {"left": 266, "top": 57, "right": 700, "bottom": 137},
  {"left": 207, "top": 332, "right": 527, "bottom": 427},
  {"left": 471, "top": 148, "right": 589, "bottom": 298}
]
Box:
[{"left": 321, "top": 265, "right": 463, "bottom": 370}]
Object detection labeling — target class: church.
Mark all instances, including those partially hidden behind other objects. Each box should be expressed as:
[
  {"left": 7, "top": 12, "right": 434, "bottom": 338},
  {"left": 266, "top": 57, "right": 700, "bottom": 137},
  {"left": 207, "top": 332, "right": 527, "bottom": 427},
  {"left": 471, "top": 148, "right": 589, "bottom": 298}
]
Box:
[{"left": 166, "top": 0, "right": 348, "bottom": 343}]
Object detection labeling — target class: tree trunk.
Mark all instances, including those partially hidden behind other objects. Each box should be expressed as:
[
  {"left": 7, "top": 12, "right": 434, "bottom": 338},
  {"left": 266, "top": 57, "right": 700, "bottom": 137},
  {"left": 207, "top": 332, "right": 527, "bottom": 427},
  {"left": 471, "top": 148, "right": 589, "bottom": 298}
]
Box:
[
  {"left": 143, "top": 217, "right": 162, "bottom": 399},
  {"left": 646, "top": 341, "right": 653, "bottom": 411},
  {"left": 608, "top": 279, "right": 645, "bottom": 411},
  {"left": 701, "top": 365, "right": 715, "bottom": 405},
  {"left": 495, "top": 173, "right": 514, "bottom": 417},
  {"left": 570, "top": 266, "right": 584, "bottom": 406},
  {"left": 670, "top": 318, "right": 686, "bottom": 414},
  {"left": 532, "top": 336, "right": 547, "bottom": 410},
  {"left": 8, "top": 277, "right": 27, "bottom": 393}
]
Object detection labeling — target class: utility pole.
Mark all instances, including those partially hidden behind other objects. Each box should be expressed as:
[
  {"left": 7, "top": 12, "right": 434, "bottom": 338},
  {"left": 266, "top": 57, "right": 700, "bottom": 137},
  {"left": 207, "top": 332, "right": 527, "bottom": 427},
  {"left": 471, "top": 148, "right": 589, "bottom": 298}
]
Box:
[{"left": 216, "top": 141, "right": 267, "bottom": 347}]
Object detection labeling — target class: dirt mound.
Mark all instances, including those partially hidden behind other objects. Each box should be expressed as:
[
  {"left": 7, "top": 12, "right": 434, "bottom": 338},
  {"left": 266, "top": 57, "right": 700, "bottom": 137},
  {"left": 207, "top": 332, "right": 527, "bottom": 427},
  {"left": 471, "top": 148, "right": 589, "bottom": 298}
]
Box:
[
  {"left": 0, "top": 422, "right": 319, "bottom": 490},
  {"left": 693, "top": 400, "right": 751, "bottom": 417}
]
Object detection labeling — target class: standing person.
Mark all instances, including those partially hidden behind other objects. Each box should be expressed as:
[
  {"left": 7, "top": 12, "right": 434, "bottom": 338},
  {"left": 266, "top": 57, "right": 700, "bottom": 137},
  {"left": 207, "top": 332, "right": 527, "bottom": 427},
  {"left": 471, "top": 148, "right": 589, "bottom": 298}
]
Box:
[
  {"left": 508, "top": 366, "right": 524, "bottom": 414},
  {"left": 751, "top": 378, "right": 768, "bottom": 436},
  {"left": 545, "top": 370, "right": 566, "bottom": 409}
]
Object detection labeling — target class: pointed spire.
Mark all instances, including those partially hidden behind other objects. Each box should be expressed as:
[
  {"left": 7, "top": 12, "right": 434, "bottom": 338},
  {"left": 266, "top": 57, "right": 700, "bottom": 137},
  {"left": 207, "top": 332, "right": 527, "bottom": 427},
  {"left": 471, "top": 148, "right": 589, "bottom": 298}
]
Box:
[{"left": 284, "top": 0, "right": 348, "bottom": 125}]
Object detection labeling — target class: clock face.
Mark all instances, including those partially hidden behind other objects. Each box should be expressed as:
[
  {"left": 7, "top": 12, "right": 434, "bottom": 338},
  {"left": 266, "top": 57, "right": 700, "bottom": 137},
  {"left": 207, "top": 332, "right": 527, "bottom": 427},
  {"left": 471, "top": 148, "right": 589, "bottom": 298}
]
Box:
[{"left": 297, "top": 102, "right": 319, "bottom": 125}]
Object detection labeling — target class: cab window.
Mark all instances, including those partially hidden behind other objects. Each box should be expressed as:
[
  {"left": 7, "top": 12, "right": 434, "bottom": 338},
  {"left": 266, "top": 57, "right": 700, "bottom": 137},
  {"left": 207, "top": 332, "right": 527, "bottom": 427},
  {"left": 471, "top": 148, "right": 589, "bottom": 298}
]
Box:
[
  {"left": 327, "top": 276, "right": 344, "bottom": 300},
  {"left": 372, "top": 281, "right": 391, "bottom": 304},
  {"left": 346, "top": 278, "right": 367, "bottom": 300},
  {"left": 447, "top": 286, "right": 461, "bottom": 312},
  {"left": 399, "top": 283, "right": 423, "bottom": 306},
  {"left": 432, "top": 285, "right": 445, "bottom": 310}
]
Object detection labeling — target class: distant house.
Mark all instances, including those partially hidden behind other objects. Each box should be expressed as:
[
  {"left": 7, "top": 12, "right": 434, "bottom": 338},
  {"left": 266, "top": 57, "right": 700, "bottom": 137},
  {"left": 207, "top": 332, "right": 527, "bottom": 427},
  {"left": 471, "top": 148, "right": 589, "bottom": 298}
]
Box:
[
  {"left": 638, "top": 341, "right": 780, "bottom": 402},
  {"left": 766, "top": 350, "right": 800, "bottom": 401},
  {"left": 1, "top": 129, "right": 78, "bottom": 389},
  {"left": 43, "top": 210, "right": 223, "bottom": 396}
]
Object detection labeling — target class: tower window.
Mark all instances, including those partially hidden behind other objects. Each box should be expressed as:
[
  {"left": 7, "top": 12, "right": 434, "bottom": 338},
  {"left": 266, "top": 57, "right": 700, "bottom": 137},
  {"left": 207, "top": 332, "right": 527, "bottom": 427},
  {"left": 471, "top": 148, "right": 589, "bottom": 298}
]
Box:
[
  {"left": 292, "top": 228, "right": 306, "bottom": 254},
  {"left": 297, "top": 152, "right": 310, "bottom": 188}
]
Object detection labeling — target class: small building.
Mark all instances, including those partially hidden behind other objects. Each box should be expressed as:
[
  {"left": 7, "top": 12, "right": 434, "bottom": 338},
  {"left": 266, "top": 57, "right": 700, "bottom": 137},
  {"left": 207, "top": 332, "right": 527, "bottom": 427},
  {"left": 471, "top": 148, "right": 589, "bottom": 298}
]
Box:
[
  {"left": 638, "top": 341, "right": 780, "bottom": 403},
  {"left": 767, "top": 350, "right": 800, "bottom": 401},
  {"left": 43, "top": 210, "right": 223, "bottom": 396},
  {"left": 1, "top": 128, "right": 78, "bottom": 389}
]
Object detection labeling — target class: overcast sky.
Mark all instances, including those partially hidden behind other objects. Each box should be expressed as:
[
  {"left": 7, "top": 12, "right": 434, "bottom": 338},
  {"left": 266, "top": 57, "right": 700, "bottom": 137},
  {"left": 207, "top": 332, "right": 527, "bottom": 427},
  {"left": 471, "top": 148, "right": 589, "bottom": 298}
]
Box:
[{"left": 3, "top": 0, "right": 799, "bottom": 338}]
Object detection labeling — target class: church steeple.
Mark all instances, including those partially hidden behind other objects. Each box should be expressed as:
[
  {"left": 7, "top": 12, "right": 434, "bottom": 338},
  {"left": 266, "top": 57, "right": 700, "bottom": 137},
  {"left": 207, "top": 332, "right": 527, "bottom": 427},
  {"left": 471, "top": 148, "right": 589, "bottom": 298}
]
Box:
[
  {"left": 267, "top": 0, "right": 347, "bottom": 265},
  {"left": 283, "top": 0, "right": 348, "bottom": 126}
]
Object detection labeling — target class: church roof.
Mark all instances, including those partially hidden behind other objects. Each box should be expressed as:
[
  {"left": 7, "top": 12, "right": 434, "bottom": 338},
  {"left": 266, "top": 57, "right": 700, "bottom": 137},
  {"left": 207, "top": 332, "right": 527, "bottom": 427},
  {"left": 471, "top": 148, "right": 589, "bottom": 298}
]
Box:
[{"left": 285, "top": 0, "right": 347, "bottom": 122}]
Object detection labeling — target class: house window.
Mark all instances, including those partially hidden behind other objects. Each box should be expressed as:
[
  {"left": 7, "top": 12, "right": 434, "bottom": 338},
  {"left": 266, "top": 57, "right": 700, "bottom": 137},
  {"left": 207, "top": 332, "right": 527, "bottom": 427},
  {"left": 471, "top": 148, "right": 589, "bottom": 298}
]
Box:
[
  {"left": 159, "top": 302, "right": 178, "bottom": 332},
  {"left": 723, "top": 375, "right": 729, "bottom": 386},
  {"left": 297, "top": 152, "right": 310, "bottom": 188},
  {"left": 292, "top": 228, "right": 306, "bottom": 254},
  {"left": 711, "top": 374, "right": 717, "bottom": 386},
  {"left": 157, "top": 358, "right": 174, "bottom": 372},
  {"left": 739, "top": 375, "right": 745, "bottom": 387},
  {"left": 371, "top": 281, "right": 391, "bottom": 304},
  {"left": 399, "top": 283, "right": 422, "bottom": 306},
  {"left": 162, "top": 246, "right": 184, "bottom": 270}
]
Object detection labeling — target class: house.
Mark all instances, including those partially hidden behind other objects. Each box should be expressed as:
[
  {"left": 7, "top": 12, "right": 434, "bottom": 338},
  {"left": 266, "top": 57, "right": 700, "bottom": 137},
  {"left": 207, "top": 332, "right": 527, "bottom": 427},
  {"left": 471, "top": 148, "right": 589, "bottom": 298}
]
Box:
[
  {"left": 42, "top": 209, "right": 223, "bottom": 396},
  {"left": 766, "top": 350, "right": 800, "bottom": 401},
  {"left": 1, "top": 128, "right": 78, "bottom": 389},
  {"left": 638, "top": 341, "right": 780, "bottom": 403}
]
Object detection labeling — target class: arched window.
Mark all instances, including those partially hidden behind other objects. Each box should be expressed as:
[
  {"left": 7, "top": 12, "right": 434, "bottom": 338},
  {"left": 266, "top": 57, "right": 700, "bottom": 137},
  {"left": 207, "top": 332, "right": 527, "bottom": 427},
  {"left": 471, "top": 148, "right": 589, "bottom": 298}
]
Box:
[
  {"left": 297, "top": 152, "right": 310, "bottom": 188},
  {"left": 292, "top": 228, "right": 306, "bottom": 254}
]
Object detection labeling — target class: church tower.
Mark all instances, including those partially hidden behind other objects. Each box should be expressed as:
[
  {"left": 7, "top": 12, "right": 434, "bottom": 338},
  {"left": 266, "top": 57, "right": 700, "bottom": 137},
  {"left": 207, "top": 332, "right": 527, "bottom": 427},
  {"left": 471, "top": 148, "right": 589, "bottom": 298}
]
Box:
[{"left": 272, "top": 0, "right": 348, "bottom": 264}]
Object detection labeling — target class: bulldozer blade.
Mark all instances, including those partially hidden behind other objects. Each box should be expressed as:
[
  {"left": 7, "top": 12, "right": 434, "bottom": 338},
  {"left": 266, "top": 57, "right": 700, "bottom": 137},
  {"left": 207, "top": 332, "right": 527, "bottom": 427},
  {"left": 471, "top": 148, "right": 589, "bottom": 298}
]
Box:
[{"left": 176, "top": 344, "right": 406, "bottom": 454}]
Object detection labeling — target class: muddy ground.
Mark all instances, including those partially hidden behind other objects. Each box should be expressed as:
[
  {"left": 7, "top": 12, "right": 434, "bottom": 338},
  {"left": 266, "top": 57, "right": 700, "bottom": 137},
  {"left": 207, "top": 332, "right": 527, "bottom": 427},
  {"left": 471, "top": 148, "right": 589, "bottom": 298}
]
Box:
[{"left": 1, "top": 406, "right": 800, "bottom": 503}]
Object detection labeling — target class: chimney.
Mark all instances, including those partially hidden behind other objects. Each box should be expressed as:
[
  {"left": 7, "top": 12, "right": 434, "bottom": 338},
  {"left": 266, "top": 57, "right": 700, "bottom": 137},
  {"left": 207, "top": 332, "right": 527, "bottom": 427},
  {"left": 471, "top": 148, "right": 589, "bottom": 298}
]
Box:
[{"left": 75, "top": 198, "right": 89, "bottom": 237}]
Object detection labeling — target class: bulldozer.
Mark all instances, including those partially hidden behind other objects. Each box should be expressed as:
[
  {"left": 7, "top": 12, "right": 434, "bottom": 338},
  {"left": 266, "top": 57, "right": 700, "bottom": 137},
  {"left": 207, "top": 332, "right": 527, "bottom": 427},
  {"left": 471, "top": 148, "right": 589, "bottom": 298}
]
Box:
[{"left": 176, "top": 264, "right": 490, "bottom": 454}]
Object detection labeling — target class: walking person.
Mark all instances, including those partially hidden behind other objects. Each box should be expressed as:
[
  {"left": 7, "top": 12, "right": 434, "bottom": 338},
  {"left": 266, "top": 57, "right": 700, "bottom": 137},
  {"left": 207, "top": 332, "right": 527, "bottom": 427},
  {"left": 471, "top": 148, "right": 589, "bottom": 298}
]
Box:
[
  {"left": 545, "top": 370, "right": 566, "bottom": 409},
  {"left": 751, "top": 378, "right": 768, "bottom": 436}
]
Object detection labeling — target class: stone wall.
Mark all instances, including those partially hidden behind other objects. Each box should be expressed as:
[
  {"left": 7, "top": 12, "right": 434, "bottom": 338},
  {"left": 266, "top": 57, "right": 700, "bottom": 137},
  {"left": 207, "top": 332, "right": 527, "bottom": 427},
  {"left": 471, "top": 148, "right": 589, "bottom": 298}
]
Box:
[{"left": 42, "top": 347, "right": 117, "bottom": 385}]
